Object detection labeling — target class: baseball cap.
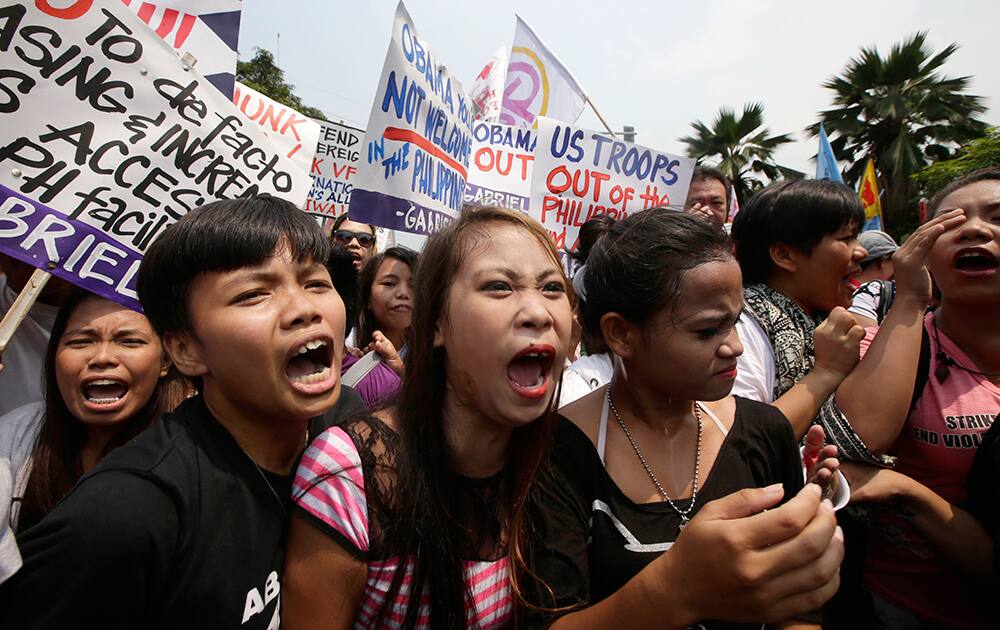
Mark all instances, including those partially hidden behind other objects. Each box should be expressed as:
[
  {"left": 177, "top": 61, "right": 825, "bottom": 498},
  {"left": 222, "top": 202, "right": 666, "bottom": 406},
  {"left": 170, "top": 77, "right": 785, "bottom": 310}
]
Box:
[{"left": 859, "top": 230, "right": 898, "bottom": 265}]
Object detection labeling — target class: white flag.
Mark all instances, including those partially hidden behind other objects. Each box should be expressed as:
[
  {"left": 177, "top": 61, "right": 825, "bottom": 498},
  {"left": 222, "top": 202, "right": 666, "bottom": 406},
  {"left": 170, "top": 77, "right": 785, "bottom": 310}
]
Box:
[
  {"left": 500, "top": 16, "right": 587, "bottom": 129},
  {"left": 469, "top": 47, "right": 508, "bottom": 122}
]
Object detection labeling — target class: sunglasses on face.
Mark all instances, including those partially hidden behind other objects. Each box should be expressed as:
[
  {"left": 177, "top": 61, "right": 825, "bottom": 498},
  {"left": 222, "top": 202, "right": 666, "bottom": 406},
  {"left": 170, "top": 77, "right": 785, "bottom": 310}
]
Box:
[{"left": 333, "top": 230, "right": 375, "bottom": 248}]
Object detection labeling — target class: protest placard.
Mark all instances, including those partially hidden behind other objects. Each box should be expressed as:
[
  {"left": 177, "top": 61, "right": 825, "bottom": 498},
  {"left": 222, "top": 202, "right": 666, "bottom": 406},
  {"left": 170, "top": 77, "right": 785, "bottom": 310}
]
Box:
[
  {"left": 348, "top": 1, "right": 473, "bottom": 236},
  {"left": 530, "top": 117, "right": 695, "bottom": 251},
  {"left": 233, "top": 81, "right": 319, "bottom": 176},
  {"left": 0, "top": 0, "right": 312, "bottom": 310},
  {"left": 305, "top": 120, "right": 363, "bottom": 228},
  {"left": 464, "top": 122, "right": 534, "bottom": 212},
  {"left": 122, "top": 0, "right": 242, "bottom": 98}
]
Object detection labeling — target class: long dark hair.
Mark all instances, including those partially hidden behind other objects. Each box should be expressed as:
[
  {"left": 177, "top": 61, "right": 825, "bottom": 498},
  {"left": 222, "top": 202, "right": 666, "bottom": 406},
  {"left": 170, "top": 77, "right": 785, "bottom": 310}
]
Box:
[
  {"left": 379, "top": 207, "right": 571, "bottom": 628},
  {"left": 18, "top": 289, "right": 184, "bottom": 531},
  {"left": 355, "top": 246, "right": 418, "bottom": 349}
]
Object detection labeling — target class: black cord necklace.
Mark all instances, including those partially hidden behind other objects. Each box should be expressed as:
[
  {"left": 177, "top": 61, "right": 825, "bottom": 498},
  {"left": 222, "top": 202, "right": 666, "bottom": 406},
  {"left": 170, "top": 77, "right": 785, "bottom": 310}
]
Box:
[{"left": 932, "top": 317, "right": 1000, "bottom": 383}]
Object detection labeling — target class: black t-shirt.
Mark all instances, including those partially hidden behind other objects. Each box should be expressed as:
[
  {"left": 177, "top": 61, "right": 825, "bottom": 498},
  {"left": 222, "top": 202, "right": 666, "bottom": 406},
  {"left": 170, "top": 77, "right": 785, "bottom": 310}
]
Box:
[
  {"left": 528, "top": 397, "right": 804, "bottom": 628},
  {"left": 0, "top": 395, "right": 292, "bottom": 629},
  {"left": 962, "top": 414, "right": 1000, "bottom": 574}
]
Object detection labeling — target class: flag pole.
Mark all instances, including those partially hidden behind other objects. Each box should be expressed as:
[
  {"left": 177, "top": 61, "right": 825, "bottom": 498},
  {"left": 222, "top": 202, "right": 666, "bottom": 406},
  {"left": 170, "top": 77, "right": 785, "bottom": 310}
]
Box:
[
  {"left": 586, "top": 97, "right": 617, "bottom": 138},
  {"left": 0, "top": 268, "right": 51, "bottom": 354}
]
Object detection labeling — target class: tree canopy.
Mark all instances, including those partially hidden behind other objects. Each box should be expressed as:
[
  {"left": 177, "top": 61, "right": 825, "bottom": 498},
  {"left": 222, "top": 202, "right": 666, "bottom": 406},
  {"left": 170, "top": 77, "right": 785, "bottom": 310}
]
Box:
[{"left": 236, "top": 47, "right": 327, "bottom": 121}]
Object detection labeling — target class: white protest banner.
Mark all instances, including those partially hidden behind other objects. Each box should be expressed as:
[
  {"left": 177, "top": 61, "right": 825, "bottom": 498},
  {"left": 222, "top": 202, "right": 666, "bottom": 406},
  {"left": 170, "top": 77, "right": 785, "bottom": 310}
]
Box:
[
  {"left": 348, "top": 1, "right": 473, "bottom": 236},
  {"left": 469, "top": 46, "right": 506, "bottom": 122},
  {"left": 233, "top": 81, "right": 319, "bottom": 176},
  {"left": 500, "top": 16, "right": 587, "bottom": 129},
  {"left": 122, "top": 0, "right": 242, "bottom": 97},
  {"left": 0, "top": 0, "right": 312, "bottom": 311},
  {"left": 530, "top": 117, "right": 695, "bottom": 251},
  {"left": 305, "top": 120, "right": 363, "bottom": 228},
  {"left": 464, "top": 122, "right": 534, "bottom": 212}
]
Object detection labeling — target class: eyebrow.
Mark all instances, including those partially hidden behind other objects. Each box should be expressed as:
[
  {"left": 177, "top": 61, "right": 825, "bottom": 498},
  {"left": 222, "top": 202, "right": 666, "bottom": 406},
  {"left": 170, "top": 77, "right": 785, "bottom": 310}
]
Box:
[
  {"left": 475, "top": 266, "right": 562, "bottom": 283},
  {"left": 62, "top": 327, "right": 150, "bottom": 338}
]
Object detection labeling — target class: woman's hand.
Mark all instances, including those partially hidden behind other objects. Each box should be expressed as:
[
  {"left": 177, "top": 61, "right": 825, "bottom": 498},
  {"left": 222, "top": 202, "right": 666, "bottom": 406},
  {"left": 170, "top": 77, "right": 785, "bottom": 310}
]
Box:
[
  {"left": 892, "top": 208, "right": 965, "bottom": 303},
  {"left": 366, "top": 331, "right": 404, "bottom": 376},
  {"left": 802, "top": 425, "right": 840, "bottom": 499}
]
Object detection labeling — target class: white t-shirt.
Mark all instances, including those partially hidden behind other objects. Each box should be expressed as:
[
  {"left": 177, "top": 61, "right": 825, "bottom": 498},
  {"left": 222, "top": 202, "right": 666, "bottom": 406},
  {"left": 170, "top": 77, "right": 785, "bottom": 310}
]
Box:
[
  {"left": 0, "top": 277, "right": 58, "bottom": 417},
  {"left": 732, "top": 315, "right": 776, "bottom": 403},
  {"left": 559, "top": 353, "right": 614, "bottom": 408}
]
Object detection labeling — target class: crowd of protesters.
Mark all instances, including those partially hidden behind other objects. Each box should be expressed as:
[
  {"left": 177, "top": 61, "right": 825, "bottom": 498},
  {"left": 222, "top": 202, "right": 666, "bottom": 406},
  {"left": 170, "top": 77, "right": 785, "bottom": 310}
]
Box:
[{"left": 0, "top": 165, "right": 997, "bottom": 629}]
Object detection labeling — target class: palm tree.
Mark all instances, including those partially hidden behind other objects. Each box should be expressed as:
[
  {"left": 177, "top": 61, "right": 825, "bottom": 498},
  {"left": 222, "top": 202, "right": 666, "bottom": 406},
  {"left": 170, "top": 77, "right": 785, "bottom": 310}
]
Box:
[
  {"left": 809, "top": 32, "right": 987, "bottom": 232},
  {"left": 679, "top": 102, "right": 793, "bottom": 205}
]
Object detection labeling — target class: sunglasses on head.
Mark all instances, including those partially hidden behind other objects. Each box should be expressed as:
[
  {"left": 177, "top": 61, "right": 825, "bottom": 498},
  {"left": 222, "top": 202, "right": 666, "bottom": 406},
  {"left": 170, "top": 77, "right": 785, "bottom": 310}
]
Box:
[{"left": 333, "top": 229, "right": 375, "bottom": 248}]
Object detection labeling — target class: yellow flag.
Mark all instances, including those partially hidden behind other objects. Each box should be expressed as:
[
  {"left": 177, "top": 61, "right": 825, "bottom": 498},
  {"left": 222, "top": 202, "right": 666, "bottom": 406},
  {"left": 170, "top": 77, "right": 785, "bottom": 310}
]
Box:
[{"left": 858, "top": 159, "right": 883, "bottom": 231}]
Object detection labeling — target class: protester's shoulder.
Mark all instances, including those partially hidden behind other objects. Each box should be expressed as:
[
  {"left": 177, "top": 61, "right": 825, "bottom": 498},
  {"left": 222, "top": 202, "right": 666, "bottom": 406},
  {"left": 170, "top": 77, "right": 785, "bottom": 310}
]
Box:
[
  {"left": 307, "top": 411, "right": 401, "bottom": 472},
  {"left": 0, "top": 401, "right": 44, "bottom": 452},
  {"left": 733, "top": 396, "right": 796, "bottom": 442}
]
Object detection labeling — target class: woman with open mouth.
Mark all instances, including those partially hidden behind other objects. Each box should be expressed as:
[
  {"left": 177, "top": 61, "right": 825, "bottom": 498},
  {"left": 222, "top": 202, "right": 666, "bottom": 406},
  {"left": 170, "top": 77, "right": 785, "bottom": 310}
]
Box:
[
  {"left": 832, "top": 168, "right": 1000, "bottom": 629},
  {"left": 330, "top": 215, "right": 378, "bottom": 274},
  {"left": 283, "top": 207, "right": 844, "bottom": 629},
  {"left": 341, "top": 246, "right": 417, "bottom": 410},
  {"left": 0, "top": 289, "right": 186, "bottom": 533}
]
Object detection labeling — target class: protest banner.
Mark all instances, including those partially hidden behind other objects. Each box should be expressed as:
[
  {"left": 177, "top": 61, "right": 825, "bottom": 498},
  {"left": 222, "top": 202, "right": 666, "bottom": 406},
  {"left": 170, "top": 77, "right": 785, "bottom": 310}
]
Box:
[
  {"left": 0, "top": 0, "right": 312, "bottom": 311},
  {"left": 469, "top": 46, "right": 506, "bottom": 122},
  {"left": 348, "top": 1, "right": 473, "bottom": 236},
  {"left": 233, "top": 81, "right": 320, "bottom": 176},
  {"left": 464, "top": 122, "right": 535, "bottom": 212},
  {"left": 530, "top": 117, "right": 695, "bottom": 252},
  {"left": 305, "top": 120, "right": 363, "bottom": 228},
  {"left": 500, "top": 16, "right": 587, "bottom": 129},
  {"left": 122, "top": 0, "right": 242, "bottom": 98}
]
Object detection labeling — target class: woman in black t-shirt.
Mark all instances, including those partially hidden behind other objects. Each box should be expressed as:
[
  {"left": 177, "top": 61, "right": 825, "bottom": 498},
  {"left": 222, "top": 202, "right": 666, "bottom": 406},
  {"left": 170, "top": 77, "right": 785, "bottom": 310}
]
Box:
[{"left": 529, "top": 210, "right": 839, "bottom": 629}]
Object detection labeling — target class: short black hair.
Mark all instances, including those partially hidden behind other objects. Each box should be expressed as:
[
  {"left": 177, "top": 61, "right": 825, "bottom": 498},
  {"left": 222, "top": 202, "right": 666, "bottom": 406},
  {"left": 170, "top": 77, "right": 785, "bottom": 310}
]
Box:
[
  {"left": 582, "top": 209, "right": 732, "bottom": 340},
  {"left": 138, "top": 195, "right": 330, "bottom": 336},
  {"left": 731, "top": 179, "right": 863, "bottom": 284},
  {"left": 691, "top": 165, "right": 732, "bottom": 208},
  {"left": 331, "top": 213, "right": 376, "bottom": 235},
  {"left": 929, "top": 167, "right": 1000, "bottom": 216},
  {"left": 568, "top": 214, "right": 616, "bottom": 266}
]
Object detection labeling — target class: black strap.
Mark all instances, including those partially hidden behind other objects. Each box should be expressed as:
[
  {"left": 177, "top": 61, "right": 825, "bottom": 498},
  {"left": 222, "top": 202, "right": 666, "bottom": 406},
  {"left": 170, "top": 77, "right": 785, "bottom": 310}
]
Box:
[
  {"left": 911, "top": 324, "right": 931, "bottom": 410},
  {"left": 875, "top": 279, "right": 896, "bottom": 322}
]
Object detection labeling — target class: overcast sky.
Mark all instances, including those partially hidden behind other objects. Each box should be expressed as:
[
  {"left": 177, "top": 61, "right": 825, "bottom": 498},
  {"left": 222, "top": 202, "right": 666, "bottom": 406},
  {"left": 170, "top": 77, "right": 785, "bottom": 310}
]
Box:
[{"left": 238, "top": 0, "right": 999, "bottom": 176}]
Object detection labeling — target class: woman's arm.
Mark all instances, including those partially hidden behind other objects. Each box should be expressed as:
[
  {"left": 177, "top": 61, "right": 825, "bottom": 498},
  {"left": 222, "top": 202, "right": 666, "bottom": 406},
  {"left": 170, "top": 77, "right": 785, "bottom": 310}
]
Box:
[
  {"left": 843, "top": 463, "right": 995, "bottom": 579},
  {"left": 835, "top": 209, "right": 966, "bottom": 454},
  {"left": 772, "top": 307, "right": 865, "bottom": 439},
  {"left": 282, "top": 512, "right": 368, "bottom": 630},
  {"left": 549, "top": 484, "right": 843, "bottom": 628}
]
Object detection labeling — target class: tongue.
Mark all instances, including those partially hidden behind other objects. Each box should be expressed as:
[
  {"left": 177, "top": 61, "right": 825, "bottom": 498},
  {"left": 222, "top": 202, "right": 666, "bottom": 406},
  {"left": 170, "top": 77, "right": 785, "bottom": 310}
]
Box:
[
  {"left": 286, "top": 354, "right": 322, "bottom": 379},
  {"left": 507, "top": 357, "right": 544, "bottom": 387},
  {"left": 85, "top": 383, "right": 128, "bottom": 399}
]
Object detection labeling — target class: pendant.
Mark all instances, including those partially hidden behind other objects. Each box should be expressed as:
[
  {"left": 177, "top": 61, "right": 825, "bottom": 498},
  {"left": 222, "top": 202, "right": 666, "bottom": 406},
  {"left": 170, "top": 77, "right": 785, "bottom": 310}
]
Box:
[{"left": 678, "top": 516, "right": 688, "bottom": 531}]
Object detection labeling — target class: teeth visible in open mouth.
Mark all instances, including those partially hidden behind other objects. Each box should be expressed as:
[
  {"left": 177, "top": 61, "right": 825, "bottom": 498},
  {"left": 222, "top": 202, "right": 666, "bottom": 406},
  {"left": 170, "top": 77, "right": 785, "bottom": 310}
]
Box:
[
  {"left": 295, "top": 339, "right": 328, "bottom": 355},
  {"left": 288, "top": 365, "right": 331, "bottom": 384},
  {"left": 83, "top": 379, "right": 128, "bottom": 404}
]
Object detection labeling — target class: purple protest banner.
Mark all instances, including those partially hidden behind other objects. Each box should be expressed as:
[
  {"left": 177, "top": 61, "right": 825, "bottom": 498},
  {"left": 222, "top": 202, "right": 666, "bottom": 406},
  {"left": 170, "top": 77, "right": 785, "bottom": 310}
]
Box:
[{"left": 0, "top": 183, "right": 143, "bottom": 311}]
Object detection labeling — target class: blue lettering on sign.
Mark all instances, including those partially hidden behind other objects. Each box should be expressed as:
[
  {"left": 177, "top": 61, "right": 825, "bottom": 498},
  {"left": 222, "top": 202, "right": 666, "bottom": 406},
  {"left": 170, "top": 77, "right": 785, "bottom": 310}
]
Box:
[{"left": 550, "top": 125, "right": 584, "bottom": 163}]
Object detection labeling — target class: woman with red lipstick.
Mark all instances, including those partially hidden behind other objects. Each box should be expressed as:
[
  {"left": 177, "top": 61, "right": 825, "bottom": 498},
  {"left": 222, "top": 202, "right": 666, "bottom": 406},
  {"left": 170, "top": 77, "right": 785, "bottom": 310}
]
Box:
[
  {"left": 0, "top": 289, "right": 185, "bottom": 532},
  {"left": 831, "top": 168, "right": 1000, "bottom": 628},
  {"left": 285, "top": 206, "right": 574, "bottom": 628},
  {"left": 528, "top": 209, "right": 839, "bottom": 629},
  {"left": 341, "top": 246, "right": 417, "bottom": 410}
]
